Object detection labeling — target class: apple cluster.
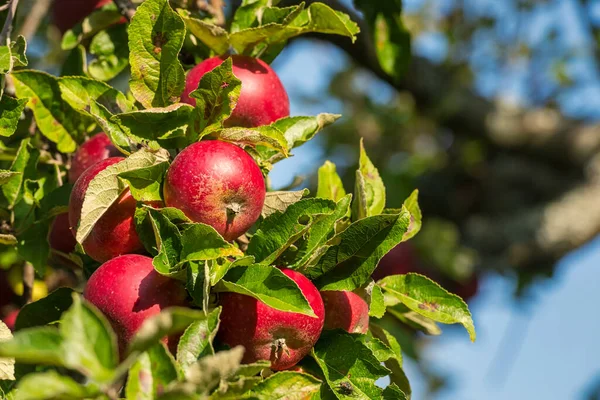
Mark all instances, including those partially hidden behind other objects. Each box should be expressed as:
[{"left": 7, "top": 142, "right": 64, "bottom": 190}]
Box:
[{"left": 41, "top": 51, "right": 372, "bottom": 371}]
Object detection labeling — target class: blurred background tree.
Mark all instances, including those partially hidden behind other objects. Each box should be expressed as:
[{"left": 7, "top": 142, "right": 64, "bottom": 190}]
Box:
[{"left": 2, "top": 0, "right": 600, "bottom": 398}]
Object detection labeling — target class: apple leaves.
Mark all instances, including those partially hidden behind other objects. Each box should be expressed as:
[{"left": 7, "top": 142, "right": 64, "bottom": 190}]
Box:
[
  {"left": 128, "top": 0, "right": 186, "bottom": 108},
  {"left": 75, "top": 149, "right": 170, "bottom": 244},
  {"left": 378, "top": 273, "right": 477, "bottom": 342}
]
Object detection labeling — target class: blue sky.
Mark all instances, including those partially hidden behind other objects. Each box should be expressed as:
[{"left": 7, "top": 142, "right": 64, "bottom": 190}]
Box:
[{"left": 270, "top": 35, "right": 600, "bottom": 399}]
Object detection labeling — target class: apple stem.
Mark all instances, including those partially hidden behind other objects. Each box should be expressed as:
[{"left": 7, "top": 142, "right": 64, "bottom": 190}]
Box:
[{"left": 271, "top": 338, "right": 288, "bottom": 362}]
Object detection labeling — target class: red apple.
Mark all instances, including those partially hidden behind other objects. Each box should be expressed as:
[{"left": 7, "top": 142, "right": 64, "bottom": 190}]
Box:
[
  {"left": 3, "top": 309, "right": 19, "bottom": 332},
  {"left": 372, "top": 242, "right": 419, "bottom": 281},
  {"left": 164, "top": 140, "right": 265, "bottom": 241},
  {"left": 449, "top": 275, "right": 479, "bottom": 302},
  {"left": 83, "top": 254, "right": 189, "bottom": 355},
  {"left": 181, "top": 55, "right": 290, "bottom": 127},
  {"left": 69, "top": 157, "right": 143, "bottom": 262},
  {"left": 52, "top": 0, "right": 114, "bottom": 33},
  {"left": 69, "top": 133, "right": 120, "bottom": 184},
  {"left": 48, "top": 213, "right": 77, "bottom": 254},
  {"left": 321, "top": 291, "right": 369, "bottom": 334},
  {"left": 218, "top": 268, "right": 325, "bottom": 370}
]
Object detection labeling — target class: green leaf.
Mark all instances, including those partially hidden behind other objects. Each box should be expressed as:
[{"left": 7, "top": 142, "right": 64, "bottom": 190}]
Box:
[
  {"left": 10, "top": 36, "right": 27, "bottom": 67},
  {"left": 214, "top": 264, "right": 316, "bottom": 317},
  {"left": 310, "top": 208, "right": 412, "bottom": 291},
  {"left": 88, "top": 23, "right": 130, "bottom": 82},
  {"left": 128, "top": 0, "right": 186, "bottom": 108},
  {"left": 58, "top": 76, "right": 133, "bottom": 152},
  {"left": 1, "top": 138, "right": 29, "bottom": 207},
  {"left": 112, "top": 103, "right": 195, "bottom": 150},
  {"left": 261, "top": 189, "right": 309, "bottom": 219},
  {"left": 243, "top": 371, "right": 322, "bottom": 399},
  {"left": 0, "top": 96, "right": 27, "bottom": 137},
  {"left": 178, "top": 10, "right": 230, "bottom": 54},
  {"left": 183, "top": 346, "right": 244, "bottom": 393},
  {"left": 401, "top": 190, "right": 421, "bottom": 241},
  {"left": 118, "top": 160, "right": 169, "bottom": 202},
  {"left": 15, "top": 287, "right": 75, "bottom": 331},
  {"left": 382, "top": 384, "right": 408, "bottom": 400},
  {"left": 0, "top": 328, "right": 64, "bottom": 366},
  {"left": 292, "top": 194, "right": 352, "bottom": 271},
  {"left": 127, "top": 307, "right": 209, "bottom": 356},
  {"left": 189, "top": 58, "right": 241, "bottom": 134},
  {"left": 210, "top": 255, "right": 255, "bottom": 286},
  {"left": 353, "top": 139, "right": 385, "bottom": 220},
  {"left": 75, "top": 149, "right": 170, "bottom": 244},
  {"left": 186, "top": 261, "right": 210, "bottom": 309},
  {"left": 385, "top": 303, "right": 441, "bottom": 336},
  {"left": 354, "top": 0, "right": 411, "bottom": 82},
  {"left": 0, "top": 321, "right": 14, "bottom": 381},
  {"left": 231, "top": 0, "right": 270, "bottom": 32},
  {"left": 317, "top": 161, "right": 346, "bottom": 202},
  {"left": 126, "top": 343, "right": 180, "bottom": 400},
  {"left": 369, "top": 323, "right": 410, "bottom": 397},
  {"left": 14, "top": 371, "right": 98, "bottom": 400},
  {"left": 368, "top": 283, "right": 386, "bottom": 318},
  {"left": 247, "top": 198, "right": 338, "bottom": 265},
  {"left": 0, "top": 170, "right": 20, "bottom": 185},
  {"left": 311, "top": 331, "right": 389, "bottom": 399},
  {"left": 60, "top": 295, "right": 119, "bottom": 382},
  {"left": 17, "top": 219, "right": 51, "bottom": 275},
  {"left": 273, "top": 114, "right": 340, "bottom": 150},
  {"left": 12, "top": 70, "right": 93, "bottom": 153},
  {"left": 378, "top": 273, "right": 476, "bottom": 341},
  {"left": 229, "top": 3, "right": 360, "bottom": 56},
  {"left": 214, "top": 126, "right": 288, "bottom": 155},
  {"left": 144, "top": 207, "right": 184, "bottom": 275},
  {"left": 180, "top": 223, "right": 244, "bottom": 262},
  {"left": 177, "top": 307, "right": 221, "bottom": 373},
  {"left": 61, "top": 45, "right": 87, "bottom": 77},
  {"left": 61, "top": 3, "right": 123, "bottom": 50}
]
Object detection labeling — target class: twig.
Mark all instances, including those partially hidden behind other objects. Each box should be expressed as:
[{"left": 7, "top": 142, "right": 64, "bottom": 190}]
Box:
[
  {"left": 18, "top": 0, "right": 51, "bottom": 40},
  {"left": 113, "top": 0, "right": 136, "bottom": 21},
  {"left": 0, "top": 2, "right": 9, "bottom": 12},
  {"left": 21, "top": 262, "right": 34, "bottom": 305},
  {"left": 0, "top": 0, "right": 19, "bottom": 44},
  {"left": 198, "top": 0, "right": 225, "bottom": 26}
]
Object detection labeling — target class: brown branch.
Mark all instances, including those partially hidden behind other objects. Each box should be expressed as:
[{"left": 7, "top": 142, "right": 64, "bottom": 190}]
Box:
[
  {"left": 21, "top": 262, "right": 34, "bottom": 305},
  {"left": 0, "top": 0, "right": 19, "bottom": 44},
  {"left": 113, "top": 0, "right": 136, "bottom": 21},
  {"left": 18, "top": 0, "right": 51, "bottom": 40},
  {"left": 197, "top": 0, "right": 225, "bottom": 26}
]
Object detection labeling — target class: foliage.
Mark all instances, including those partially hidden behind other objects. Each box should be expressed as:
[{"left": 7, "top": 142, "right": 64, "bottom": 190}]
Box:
[{"left": 0, "top": 0, "right": 477, "bottom": 399}]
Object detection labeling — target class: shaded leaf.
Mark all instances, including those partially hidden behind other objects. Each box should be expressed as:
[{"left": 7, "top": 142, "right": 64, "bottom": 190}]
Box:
[
  {"left": 76, "top": 149, "right": 169, "bottom": 244},
  {"left": 178, "top": 10, "right": 230, "bottom": 54},
  {"left": 126, "top": 343, "right": 180, "bottom": 400},
  {"left": 0, "top": 96, "right": 27, "bottom": 138},
  {"left": 14, "top": 371, "right": 97, "bottom": 400},
  {"left": 176, "top": 307, "right": 221, "bottom": 373}
]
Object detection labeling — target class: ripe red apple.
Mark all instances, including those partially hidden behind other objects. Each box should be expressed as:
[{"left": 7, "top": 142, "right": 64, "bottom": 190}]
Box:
[
  {"left": 181, "top": 55, "right": 290, "bottom": 127},
  {"left": 83, "top": 254, "right": 189, "bottom": 355},
  {"left": 52, "top": 0, "right": 114, "bottom": 33},
  {"left": 372, "top": 242, "right": 419, "bottom": 281},
  {"left": 218, "top": 268, "right": 325, "bottom": 370},
  {"left": 164, "top": 140, "right": 266, "bottom": 241},
  {"left": 3, "top": 309, "right": 19, "bottom": 332},
  {"left": 48, "top": 213, "right": 77, "bottom": 254},
  {"left": 321, "top": 291, "right": 369, "bottom": 334},
  {"left": 69, "top": 133, "right": 120, "bottom": 184},
  {"left": 69, "top": 157, "right": 143, "bottom": 262}
]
